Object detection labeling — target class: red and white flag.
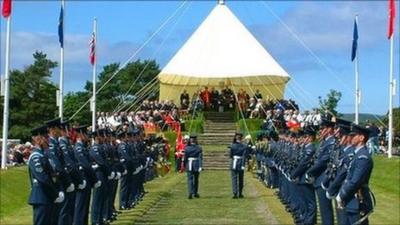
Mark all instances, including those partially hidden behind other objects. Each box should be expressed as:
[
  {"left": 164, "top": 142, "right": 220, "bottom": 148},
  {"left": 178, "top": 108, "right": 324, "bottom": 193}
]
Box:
[
  {"left": 89, "top": 32, "right": 96, "bottom": 65},
  {"left": 2, "top": 0, "right": 12, "bottom": 18},
  {"left": 388, "top": 0, "right": 396, "bottom": 39}
]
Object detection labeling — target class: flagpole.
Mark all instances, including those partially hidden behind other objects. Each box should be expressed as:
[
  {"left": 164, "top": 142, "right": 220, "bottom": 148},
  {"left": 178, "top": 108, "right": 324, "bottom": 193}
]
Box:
[
  {"left": 59, "top": 0, "right": 65, "bottom": 121},
  {"left": 91, "top": 18, "right": 97, "bottom": 133},
  {"left": 388, "top": 34, "right": 394, "bottom": 158},
  {"left": 354, "top": 15, "right": 360, "bottom": 125},
  {"left": 1, "top": 15, "right": 12, "bottom": 169}
]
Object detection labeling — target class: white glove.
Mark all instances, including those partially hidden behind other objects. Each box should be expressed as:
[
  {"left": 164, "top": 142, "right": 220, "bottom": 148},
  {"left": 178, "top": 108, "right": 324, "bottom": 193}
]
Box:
[
  {"left": 252, "top": 146, "right": 256, "bottom": 150},
  {"left": 241, "top": 166, "right": 245, "bottom": 170},
  {"left": 66, "top": 183, "right": 75, "bottom": 192},
  {"left": 94, "top": 180, "right": 102, "bottom": 188},
  {"left": 326, "top": 191, "right": 334, "bottom": 200},
  {"left": 321, "top": 182, "right": 328, "bottom": 190},
  {"left": 336, "top": 195, "right": 344, "bottom": 209},
  {"left": 54, "top": 191, "right": 65, "bottom": 203},
  {"left": 115, "top": 172, "right": 121, "bottom": 180},
  {"left": 108, "top": 171, "right": 115, "bottom": 180},
  {"left": 198, "top": 168, "right": 202, "bottom": 172},
  {"left": 91, "top": 164, "right": 99, "bottom": 169},
  {"left": 78, "top": 180, "right": 87, "bottom": 190},
  {"left": 122, "top": 169, "right": 127, "bottom": 175}
]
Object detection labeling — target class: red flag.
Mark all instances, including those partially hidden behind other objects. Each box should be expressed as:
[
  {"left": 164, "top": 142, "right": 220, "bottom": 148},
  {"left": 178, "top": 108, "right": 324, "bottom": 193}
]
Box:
[
  {"left": 175, "top": 124, "right": 184, "bottom": 151},
  {"left": 2, "top": 0, "right": 11, "bottom": 18},
  {"left": 388, "top": 0, "right": 396, "bottom": 39},
  {"left": 89, "top": 32, "right": 96, "bottom": 65}
]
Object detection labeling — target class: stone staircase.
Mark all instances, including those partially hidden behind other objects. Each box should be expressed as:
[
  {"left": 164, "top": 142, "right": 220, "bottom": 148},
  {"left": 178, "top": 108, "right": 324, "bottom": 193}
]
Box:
[
  {"left": 198, "top": 112, "right": 236, "bottom": 145},
  {"left": 202, "top": 151, "right": 230, "bottom": 170},
  {"left": 199, "top": 112, "right": 236, "bottom": 170}
]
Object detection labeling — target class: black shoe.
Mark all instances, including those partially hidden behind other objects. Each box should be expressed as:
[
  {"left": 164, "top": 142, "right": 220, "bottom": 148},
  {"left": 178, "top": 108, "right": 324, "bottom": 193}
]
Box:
[
  {"left": 188, "top": 195, "right": 193, "bottom": 199},
  {"left": 233, "top": 195, "right": 238, "bottom": 199},
  {"left": 238, "top": 194, "right": 244, "bottom": 198},
  {"left": 194, "top": 194, "right": 200, "bottom": 198}
]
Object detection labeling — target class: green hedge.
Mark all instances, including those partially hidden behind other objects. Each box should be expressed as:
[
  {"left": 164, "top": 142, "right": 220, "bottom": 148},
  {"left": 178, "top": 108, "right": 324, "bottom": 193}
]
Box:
[
  {"left": 237, "top": 119, "right": 264, "bottom": 132},
  {"left": 185, "top": 119, "right": 204, "bottom": 134}
]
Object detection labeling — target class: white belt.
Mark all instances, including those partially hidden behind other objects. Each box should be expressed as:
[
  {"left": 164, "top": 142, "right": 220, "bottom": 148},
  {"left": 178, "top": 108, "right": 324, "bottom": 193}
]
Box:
[
  {"left": 232, "top": 156, "right": 243, "bottom": 170},
  {"left": 188, "top": 157, "right": 198, "bottom": 171}
]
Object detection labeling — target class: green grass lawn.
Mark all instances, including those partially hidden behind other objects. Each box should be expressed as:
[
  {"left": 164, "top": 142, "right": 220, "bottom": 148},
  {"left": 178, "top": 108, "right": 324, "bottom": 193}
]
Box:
[
  {"left": 133, "top": 170, "right": 291, "bottom": 225},
  {"left": 0, "top": 156, "right": 399, "bottom": 225},
  {"left": 368, "top": 156, "right": 400, "bottom": 225}
]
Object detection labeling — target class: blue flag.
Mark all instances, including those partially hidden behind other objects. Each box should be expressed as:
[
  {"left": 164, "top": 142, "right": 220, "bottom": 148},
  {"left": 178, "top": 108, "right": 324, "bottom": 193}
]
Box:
[
  {"left": 351, "top": 18, "right": 358, "bottom": 61},
  {"left": 58, "top": 5, "right": 64, "bottom": 48}
]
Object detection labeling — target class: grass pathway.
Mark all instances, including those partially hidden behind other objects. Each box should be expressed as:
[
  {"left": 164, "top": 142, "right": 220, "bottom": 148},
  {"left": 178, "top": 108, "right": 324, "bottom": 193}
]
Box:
[{"left": 132, "top": 170, "right": 290, "bottom": 225}]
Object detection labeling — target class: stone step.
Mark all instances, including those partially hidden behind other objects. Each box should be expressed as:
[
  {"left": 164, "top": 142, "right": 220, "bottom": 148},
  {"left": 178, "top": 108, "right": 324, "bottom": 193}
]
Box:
[
  {"left": 204, "top": 126, "right": 236, "bottom": 130},
  {"left": 202, "top": 133, "right": 235, "bottom": 136},
  {"left": 199, "top": 141, "right": 231, "bottom": 145},
  {"left": 205, "top": 119, "right": 234, "bottom": 122}
]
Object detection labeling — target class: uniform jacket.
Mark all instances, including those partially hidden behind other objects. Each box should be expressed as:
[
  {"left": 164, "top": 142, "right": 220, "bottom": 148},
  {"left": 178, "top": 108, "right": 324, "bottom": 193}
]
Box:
[
  {"left": 339, "top": 145, "right": 373, "bottom": 213},
  {"left": 307, "top": 135, "right": 336, "bottom": 188},
  {"left": 291, "top": 143, "right": 316, "bottom": 184},
  {"left": 326, "top": 145, "right": 355, "bottom": 197},
  {"left": 74, "top": 141, "right": 97, "bottom": 186},
  {"left": 230, "top": 142, "right": 249, "bottom": 171},
  {"left": 184, "top": 144, "right": 203, "bottom": 172},
  {"left": 59, "top": 136, "right": 83, "bottom": 186},
  {"left": 28, "top": 148, "right": 59, "bottom": 205},
  {"left": 89, "top": 143, "right": 108, "bottom": 182}
]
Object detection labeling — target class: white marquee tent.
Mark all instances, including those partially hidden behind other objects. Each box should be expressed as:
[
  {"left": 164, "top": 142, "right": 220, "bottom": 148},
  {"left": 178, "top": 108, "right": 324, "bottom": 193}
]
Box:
[{"left": 158, "top": 2, "right": 291, "bottom": 104}]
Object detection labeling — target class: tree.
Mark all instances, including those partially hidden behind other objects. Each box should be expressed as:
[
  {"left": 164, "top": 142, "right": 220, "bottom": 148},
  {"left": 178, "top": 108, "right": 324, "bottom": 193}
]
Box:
[
  {"left": 318, "top": 89, "right": 342, "bottom": 117},
  {"left": 64, "top": 59, "right": 160, "bottom": 123},
  {"left": 0, "top": 51, "right": 58, "bottom": 141},
  {"left": 383, "top": 107, "right": 400, "bottom": 143}
]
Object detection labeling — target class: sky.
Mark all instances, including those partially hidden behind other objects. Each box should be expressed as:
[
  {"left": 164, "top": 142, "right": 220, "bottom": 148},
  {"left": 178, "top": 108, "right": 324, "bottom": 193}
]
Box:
[{"left": 0, "top": 0, "right": 399, "bottom": 115}]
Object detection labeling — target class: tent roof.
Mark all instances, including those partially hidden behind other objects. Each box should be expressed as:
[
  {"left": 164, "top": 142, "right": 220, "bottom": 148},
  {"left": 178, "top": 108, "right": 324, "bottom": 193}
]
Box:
[{"left": 159, "top": 4, "right": 290, "bottom": 80}]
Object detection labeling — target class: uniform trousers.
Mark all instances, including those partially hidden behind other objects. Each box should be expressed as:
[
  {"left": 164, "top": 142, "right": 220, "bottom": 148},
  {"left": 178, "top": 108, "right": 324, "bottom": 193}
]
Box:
[
  {"left": 187, "top": 171, "right": 200, "bottom": 195},
  {"left": 231, "top": 170, "right": 244, "bottom": 196}
]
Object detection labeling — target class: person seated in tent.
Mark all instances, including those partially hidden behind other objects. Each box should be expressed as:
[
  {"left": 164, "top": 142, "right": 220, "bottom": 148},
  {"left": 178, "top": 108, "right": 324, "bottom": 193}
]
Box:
[
  {"left": 237, "top": 89, "right": 247, "bottom": 111},
  {"left": 246, "top": 98, "right": 257, "bottom": 118},
  {"left": 200, "top": 86, "right": 211, "bottom": 111},
  {"left": 254, "top": 89, "right": 263, "bottom": 100},
  {"left": 210, "top": 87, "right": 220, "bottom": 111},
  {"left": 222, "top": 86, "right": 235, "bottom": 110},
  {"left": 181, "top": 98, "right": 189, "bottom": 110},
  {"left": 180, "top": 90, "right": 190, "bottom": 108},
  {"left": 190, "top": 94, "right": 204, "bottom": 114}
]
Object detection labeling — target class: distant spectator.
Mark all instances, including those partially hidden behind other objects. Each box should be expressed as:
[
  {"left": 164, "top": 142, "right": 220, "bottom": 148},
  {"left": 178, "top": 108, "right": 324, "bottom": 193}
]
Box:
[{"left": 180, "top": 89, "right": 190, "bottom": 108}]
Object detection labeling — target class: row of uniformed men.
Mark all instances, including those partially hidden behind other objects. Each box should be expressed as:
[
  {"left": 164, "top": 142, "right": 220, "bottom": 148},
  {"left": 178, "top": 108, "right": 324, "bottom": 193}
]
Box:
[
  {"left": 254, "top": 118, "right": 374, "bottom": 225},
  {"left": 28, "top": 118, "right": 157, "bottom": 225}
]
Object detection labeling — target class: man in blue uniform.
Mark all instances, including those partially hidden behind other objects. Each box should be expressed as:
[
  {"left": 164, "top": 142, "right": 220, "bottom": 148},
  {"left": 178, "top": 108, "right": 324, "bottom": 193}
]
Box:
[
  {"left": 116, "top": 129, "right": 132, "bottom": 210},
  {"left": 184, "top": 134, "right": 203, "bottom": 199},
  {"left": 74, "top": 125, "right": 98, "bottom": 225},
  {"left": 290, "top": 128, "right": 317, "bottom": 225},
  {"left": 46, "top": 118, "right": 75, "bottom": 225},
  {"left": 59, "top": 120, "right": 85, "bottom": 225},
  {"left": 229, "top": 132, "right": 249, "bottom": 199},
  {"left": 336, "top": 124, "right": 374, "bottom": 225},
  {"left": 89, "top": 130, "right": 108, "bottom": 225},
  {"left": 28, "top": 125, "right": 64, "bottom": 225},
  {"left": 323, "top": 119, "right": 355, "bottom": 225},
  {"left": 306, "top": 118, "right": 336, "bottom": 225}
]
